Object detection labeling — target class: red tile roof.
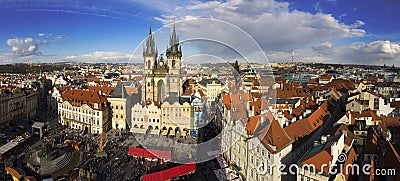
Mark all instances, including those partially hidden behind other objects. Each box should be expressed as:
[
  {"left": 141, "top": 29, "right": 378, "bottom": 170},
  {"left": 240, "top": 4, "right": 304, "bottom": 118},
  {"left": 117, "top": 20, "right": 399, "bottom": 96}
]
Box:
[
  {"left": 259, "top": 119, "right": 293, "bottom": 153},
  {"left": 382, "top": 141, "right": 400, "bottom": 180},
  {"left": 320, "top": 74, "right": 333, "bottom": 81},
  {"left": 380, "top": 115, "right": 400, "bottom": 131},
  {"left": 284, "top": 102, "right": 329, "bottom": 140},
  {"left": 300, "top": 149, "right": 333, "bottom": 173},
  {"left": 61, "top": 89, "right": 108, "bottom": 110},
  {"left": 87, "top": 85, "right": 115, "bottom": 97},
  {"left": 350, "top": 110, "right": 381, "bottom": 124},
  {"left": 246, "top": 116, "right": 261, "bottom": 134},
  {"left": 364, "top": 126, "right": 379, "bottom": 155}
]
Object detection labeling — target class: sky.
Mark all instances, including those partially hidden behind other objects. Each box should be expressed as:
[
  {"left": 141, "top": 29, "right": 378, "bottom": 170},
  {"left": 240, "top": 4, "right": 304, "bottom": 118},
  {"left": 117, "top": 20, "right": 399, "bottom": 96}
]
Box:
[{"left": 0, "top": 0, "right": 399, "bottom": 66}]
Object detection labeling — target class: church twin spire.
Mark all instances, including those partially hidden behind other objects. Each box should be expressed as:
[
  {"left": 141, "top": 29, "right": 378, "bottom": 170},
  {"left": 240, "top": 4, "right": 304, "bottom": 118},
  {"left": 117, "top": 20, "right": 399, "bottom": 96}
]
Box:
[{"left": 143, "top": 20, "right": 182, "bottom": 59}]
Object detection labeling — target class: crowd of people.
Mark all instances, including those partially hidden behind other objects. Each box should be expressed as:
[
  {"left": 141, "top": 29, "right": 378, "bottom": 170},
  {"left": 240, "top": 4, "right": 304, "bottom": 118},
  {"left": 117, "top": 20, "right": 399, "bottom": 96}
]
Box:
[{"left": 38, "top": 126, "right": 201, "bottom": 180}]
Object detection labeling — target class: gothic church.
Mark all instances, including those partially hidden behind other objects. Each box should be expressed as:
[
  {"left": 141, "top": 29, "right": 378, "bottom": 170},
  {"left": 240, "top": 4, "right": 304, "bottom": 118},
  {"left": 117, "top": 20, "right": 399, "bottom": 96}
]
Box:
[{"left": 142, "top": 24, "right": 182, "bottom": 103}]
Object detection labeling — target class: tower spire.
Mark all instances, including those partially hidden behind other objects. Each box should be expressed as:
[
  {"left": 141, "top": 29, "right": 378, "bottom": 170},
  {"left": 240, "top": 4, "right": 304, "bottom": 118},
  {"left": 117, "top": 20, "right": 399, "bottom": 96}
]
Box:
[
  {"left": 170, "top": 18, "right": 178, "bottom": 47},
  {"left": 168, "top": 18, "right": 180, "bottom": 54},
  {"left": 144, "top": 18, "right": 157, "bottom": 57}
]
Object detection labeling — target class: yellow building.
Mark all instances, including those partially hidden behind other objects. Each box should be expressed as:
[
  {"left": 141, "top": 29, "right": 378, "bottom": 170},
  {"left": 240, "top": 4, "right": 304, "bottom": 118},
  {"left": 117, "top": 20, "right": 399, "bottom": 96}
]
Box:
[{"left": 198, "top": 78, "right": 224, "bottom": 104}]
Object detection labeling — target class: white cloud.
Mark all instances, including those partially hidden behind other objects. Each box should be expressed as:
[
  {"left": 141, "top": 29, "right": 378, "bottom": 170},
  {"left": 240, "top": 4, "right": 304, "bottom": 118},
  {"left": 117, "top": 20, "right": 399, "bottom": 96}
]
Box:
[
  {"left": 312, "top": 42, "right": 339, "bottom": 55},
  {"left": 343, "top": 41, "right": 400, "bottom": 65},
  {"left": 307, "top": 40, "right": 400, "bottom": 66},
  {"left": 350, "top": 20, "right": 365, "bottom": 28},
  {"left": 313, "top": 2, "right": 323, "bottom": 13},
  {"left": 53, "top": 35, "right": 68, "bottom": 43},
  {"left": 351, "top": 40, "right": 400, "bottom": 54},
  {"left": 6, "top": 37, "right": 47, "bottom": 56},
  {"left": 188, "top": 1, "right": 221, "bottom": 10},
  {"left": 153, "top": 0, "right": 366, "bottom": 60},
  {"left": 38, "top": 33, "right": 45, "bottom": 37},
  {"left": 65, "top": 51, "right": 133, "bottom": 62}
]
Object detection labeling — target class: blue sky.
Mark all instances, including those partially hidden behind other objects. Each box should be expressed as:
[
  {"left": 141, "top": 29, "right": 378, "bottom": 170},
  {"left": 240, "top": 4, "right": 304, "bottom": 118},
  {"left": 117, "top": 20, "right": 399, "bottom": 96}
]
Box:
[{"left": 0, "top": 0, "right": 399, "bottom": 65}]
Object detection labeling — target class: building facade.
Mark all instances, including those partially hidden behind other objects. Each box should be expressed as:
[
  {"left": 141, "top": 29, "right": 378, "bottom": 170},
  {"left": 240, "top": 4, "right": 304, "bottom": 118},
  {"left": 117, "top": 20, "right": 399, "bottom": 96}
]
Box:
[
  {"left": 58, "top": 89, "right": 111, "bottom": 134},
  {"left": 0, "top": 87, "right": 38, "bottom": 125},
  {"left": 109, "top": 82, "right": 131, "bottom": 131}
]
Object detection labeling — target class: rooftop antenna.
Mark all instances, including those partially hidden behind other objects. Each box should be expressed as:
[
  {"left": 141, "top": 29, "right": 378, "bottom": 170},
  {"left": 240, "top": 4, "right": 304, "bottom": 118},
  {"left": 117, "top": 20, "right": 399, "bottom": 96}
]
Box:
[{"left": 291, "top": 51, "right": 294, "bottom": 62}]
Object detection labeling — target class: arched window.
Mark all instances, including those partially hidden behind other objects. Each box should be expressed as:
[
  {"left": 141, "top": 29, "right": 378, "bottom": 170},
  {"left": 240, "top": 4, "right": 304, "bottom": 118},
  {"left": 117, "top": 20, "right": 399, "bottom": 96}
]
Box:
[
  {"left": 172, "top": 60, "right": 176, "bottom": 69},
  {"left": 147, "top": 60, "right": 151, "bottom": 69}
]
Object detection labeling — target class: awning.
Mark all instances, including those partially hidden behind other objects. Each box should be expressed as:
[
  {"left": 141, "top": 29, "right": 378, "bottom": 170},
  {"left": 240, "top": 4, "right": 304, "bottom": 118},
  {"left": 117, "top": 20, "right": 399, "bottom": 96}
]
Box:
[
  {"left": 181, "top": 130, "right": 187, "bottom": 136},
  {"left": 162, "top": 130, "right": 168, "bottom": 136},
  {"left": 128, "top": 147, "right": 171, "bottom": 160},
  {"left": 143, "top": 162, "right": 196, "bottom": 181},
  {"left": 169, "top": 130, "right": 175, "bottom": 136}
]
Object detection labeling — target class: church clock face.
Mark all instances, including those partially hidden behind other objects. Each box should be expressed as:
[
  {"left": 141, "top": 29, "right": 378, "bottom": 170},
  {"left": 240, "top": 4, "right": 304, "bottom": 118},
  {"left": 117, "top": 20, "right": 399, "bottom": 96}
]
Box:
[{"left": 159, "top": 61, "right": 163, "bottom": 66}]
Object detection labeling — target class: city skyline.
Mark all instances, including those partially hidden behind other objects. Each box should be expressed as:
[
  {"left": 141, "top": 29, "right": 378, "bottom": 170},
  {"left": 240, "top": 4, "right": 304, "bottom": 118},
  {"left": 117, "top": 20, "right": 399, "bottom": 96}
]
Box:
[{"left": 0, "top": 0, "right": 399, "bottom": 65}]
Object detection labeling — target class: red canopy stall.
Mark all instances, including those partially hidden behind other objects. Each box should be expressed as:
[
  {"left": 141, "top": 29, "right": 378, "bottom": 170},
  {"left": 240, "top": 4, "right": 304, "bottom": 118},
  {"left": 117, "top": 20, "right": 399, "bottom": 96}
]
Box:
[
  {"left": 127, "top": 147, "right": 172, "bottom": 160},
  {"left": 142, "top": 162, "right": 196, "bottom": 181}
]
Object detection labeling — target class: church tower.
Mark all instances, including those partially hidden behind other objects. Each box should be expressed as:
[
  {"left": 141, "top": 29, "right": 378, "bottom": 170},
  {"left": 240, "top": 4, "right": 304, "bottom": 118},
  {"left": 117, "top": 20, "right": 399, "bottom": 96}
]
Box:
[
  {"left": 143, "top": 26, "right": 157, "bottom": 75},
  {"left": 142, "top": 23, "right": 182, "bottom": 103},
  {"left": 166, "top": 23, "right": 182, "bottom": 97},
  {"left": 142, "top": 26, "right": 158, "bottom": 102}
]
